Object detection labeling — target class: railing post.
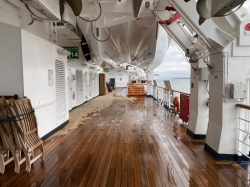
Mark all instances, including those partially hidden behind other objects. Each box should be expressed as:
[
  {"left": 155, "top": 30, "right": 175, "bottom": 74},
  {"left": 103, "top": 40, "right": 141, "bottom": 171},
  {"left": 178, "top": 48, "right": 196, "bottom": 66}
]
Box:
[
  {"left": 238, "top": 107, "right": 242, "bottom": 157},
  {"left": 156, "top": 87, "right": 158, "bottom": 100},
  {"left": 151, "top": 85, "right": 153, "bottom": 98}
]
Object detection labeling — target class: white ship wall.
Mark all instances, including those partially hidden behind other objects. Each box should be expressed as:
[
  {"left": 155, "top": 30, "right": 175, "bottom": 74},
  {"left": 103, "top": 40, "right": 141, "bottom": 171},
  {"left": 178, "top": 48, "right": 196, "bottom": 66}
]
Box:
[
  {"left": 0, "top": 1, "right": 20, "bottom": 27},
  {"left": 0, "top": 1, "right": 100, "bottom": 138},
  {"left": 0, "top": 21, "right": 70, "bottom": 137},
  {"left": 0, "top": 22, "right": 23, "bottom": 97},
  {"left": 108, "top": 68, "right": 129, "bottom": 87},
  {"left": 21, "top": 30, "right": 69, "bottom": 137},
  {"left": 66, "top": 49, "right": 100, "bottom": 108}
]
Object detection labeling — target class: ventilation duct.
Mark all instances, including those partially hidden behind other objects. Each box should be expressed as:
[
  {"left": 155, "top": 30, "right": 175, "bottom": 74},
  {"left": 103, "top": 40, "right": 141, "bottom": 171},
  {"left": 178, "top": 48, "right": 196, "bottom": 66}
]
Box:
[
  {"left": 22, "top": 0, "right": 61, "bottom": 20},
  {"left": 65, "top": 0, "right": 82, "bottom": 16},
  {"left": 61, "top": 2, "right": 76, "bottom": 27},
  {"left": 57, "top": 23, "right": 82, "bottom": 42}
]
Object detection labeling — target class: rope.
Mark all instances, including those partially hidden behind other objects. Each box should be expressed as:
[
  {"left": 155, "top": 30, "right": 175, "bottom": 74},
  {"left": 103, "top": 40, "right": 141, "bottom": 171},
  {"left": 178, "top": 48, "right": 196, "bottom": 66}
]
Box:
[{"left": 2, "top": 110, "right": 35, "bottom": 123}]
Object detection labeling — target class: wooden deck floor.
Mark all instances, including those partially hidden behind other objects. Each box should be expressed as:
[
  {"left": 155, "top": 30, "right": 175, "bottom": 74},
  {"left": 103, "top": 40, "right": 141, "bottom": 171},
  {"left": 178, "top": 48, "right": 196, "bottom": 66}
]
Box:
[{"left": 1, "top": 90, "right": 250, "bottom": 186}]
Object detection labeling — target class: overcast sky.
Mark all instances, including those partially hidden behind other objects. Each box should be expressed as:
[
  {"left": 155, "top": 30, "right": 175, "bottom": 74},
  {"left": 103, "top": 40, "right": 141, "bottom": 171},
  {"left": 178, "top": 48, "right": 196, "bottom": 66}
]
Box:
[{"left": 154, "top": 1, "right": 250, "bottom": 80}]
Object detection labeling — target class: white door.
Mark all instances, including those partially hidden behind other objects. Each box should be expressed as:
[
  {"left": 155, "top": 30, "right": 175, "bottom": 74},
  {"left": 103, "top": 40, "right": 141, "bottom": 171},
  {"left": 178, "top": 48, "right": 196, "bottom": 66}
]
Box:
[
  {"left": 68, "top": 69, "right": 72, "bottom": 110},
  {"left": 55, "top": 60, "right": 66, "bottom": 124},
  {"left": 94, "top": 74, "right": 99, "bottom": 96},
  {"left": 76, "top": 70, "right": 83, "bottom": 106},
  {"left": 83, "top": 72, "right": 86, "bottom": 102},
  {"left": 86, "top": 73, "right": 89, "bottom": 101},
  {"left": 89, "top": 73, "right": 94, "bottom": 99}
]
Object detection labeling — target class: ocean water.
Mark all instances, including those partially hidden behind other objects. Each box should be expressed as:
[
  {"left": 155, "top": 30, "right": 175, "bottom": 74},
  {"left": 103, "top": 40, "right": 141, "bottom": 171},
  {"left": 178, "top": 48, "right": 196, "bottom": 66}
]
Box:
[{"left": 156, "top": 79, "right": 190, "bottom": 94}]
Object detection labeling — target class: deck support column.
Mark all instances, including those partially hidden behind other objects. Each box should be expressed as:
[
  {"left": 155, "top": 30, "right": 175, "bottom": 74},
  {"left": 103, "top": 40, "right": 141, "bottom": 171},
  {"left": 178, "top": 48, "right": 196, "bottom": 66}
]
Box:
[
  {"left": 147, "top": 70, "right": 154, "bottom": 96},
  {"left": 205, "top": 52, "right": 250, "bottom": 161},
  {"left": 187, "top": 60, "right": 209, "bottom": 139}
]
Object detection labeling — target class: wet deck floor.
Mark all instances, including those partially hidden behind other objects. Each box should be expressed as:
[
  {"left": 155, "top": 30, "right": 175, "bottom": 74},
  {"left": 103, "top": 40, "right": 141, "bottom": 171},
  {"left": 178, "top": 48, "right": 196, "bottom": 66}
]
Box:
[{"left": 0, "top": 89, "right": 250, "bottom": 186}]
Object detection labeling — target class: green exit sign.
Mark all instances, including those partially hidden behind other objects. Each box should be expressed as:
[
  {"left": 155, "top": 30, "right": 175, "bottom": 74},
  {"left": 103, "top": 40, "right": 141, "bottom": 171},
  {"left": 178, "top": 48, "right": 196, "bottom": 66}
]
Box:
[
  {"left": 103, "top": 68, "right": 110, "bottom": 72},
  {"left": 63, "top": 47, "right": 79, "bottom": 59}
]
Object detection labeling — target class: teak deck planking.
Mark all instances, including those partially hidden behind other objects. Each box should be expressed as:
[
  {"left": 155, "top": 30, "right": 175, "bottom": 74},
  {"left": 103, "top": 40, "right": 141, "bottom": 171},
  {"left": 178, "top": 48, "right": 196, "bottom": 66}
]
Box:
[{"left": 0, "top": 91, "right": 249, "bottom": 187}]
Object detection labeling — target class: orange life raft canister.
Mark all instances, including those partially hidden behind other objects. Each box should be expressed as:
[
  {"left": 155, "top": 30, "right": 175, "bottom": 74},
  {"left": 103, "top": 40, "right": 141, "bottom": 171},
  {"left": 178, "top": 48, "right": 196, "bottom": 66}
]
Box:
[{"left": 173, "top": 96, "right": 180, "bottom": 113}]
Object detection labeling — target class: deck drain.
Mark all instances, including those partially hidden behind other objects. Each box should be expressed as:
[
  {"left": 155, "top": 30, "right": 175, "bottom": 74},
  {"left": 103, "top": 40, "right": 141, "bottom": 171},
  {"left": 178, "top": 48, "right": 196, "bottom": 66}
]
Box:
[{"left": 117, "top": 104, "right": 127, "bottom": 108}]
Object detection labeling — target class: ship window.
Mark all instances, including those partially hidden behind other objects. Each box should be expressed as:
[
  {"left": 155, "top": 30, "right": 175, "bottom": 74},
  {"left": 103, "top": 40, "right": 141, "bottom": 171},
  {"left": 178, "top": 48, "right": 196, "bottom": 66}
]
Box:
[{"left": 132, "top": 81, "right": 136, "bottom": 83}]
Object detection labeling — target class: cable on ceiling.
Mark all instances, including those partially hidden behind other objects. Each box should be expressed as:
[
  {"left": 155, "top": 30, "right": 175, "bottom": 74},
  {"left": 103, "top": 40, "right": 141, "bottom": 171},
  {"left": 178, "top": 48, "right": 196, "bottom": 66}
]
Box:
[
  {"left": 78, "top": 2, "right": 110, "bottom": 42},
  {"left": 91, "top": 22, "right": 110, "bottom": 42},
  {"left": 78, "top": 2, "right": 102, "bottom": 22}
]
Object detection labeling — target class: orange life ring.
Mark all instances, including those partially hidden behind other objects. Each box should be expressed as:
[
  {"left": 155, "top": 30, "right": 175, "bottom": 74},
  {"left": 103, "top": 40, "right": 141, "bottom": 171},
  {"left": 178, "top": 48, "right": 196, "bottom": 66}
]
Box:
[{"left": 173, "top": 96, "right": 180, "bottom": 113}]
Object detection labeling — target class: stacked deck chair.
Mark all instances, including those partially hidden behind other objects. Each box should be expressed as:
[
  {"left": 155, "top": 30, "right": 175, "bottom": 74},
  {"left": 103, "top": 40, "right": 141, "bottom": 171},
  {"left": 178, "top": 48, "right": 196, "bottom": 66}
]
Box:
[
  {"left": 2, "top": 95, "right": 20, "bottom": 100},
  {"left": 6, "top": 98, "right": 44, "bottom": 173},
  {"left": 0, "top": 97, "right": 19, "bottom": 174}
]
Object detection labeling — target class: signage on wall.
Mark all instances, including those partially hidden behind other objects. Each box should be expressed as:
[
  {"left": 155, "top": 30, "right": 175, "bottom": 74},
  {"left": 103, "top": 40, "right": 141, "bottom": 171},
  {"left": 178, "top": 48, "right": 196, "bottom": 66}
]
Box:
[
  {"left": 48, "top": 69, "right": 53, "bottom": 86},
  {"left": 63, "top": 47, "right": 79, "bottom": 59},
  {"left": 103, "top": 68, "right": 110, "bottom": 72}
]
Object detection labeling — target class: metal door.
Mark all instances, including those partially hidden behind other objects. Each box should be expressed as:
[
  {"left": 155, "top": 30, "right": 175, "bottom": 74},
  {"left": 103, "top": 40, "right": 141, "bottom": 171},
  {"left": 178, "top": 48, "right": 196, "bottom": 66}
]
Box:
[
  {"left": 76, "top": 70, "right": 83, "bottom": 106},
  {"left": 68, "top": 69, "right": 72, "bottom": 110},
  {"left": 85, "top": 73, "right": 89, "bottom": 101}
]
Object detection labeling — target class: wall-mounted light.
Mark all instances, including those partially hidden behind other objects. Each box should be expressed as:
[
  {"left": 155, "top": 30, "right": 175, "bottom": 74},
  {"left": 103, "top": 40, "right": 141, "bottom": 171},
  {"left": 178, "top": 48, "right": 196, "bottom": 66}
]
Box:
[
  {"left": 96, "top": 27, "right": 99, "bottom": 37},
  {"left": 104, "top": 51, "right": 116, "bottom": 62},
  {"left": 142, "top": 53, "right": 152, "bottom": 61}
]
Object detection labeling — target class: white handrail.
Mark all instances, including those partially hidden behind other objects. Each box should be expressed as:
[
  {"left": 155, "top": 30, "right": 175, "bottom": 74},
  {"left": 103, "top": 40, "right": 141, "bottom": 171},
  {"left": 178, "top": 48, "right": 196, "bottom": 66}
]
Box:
[
  {"left": 236, "top": 105, "right": 250, "bottom": 158},
  {"left": 237, "top": 150, "right": 250, "bottom": 160},
  {"left": 150, "top": 85, "right": 190, "bottom": 109},
  {"left": 238, "top": 117, "right": 250, "bottom": 123}
]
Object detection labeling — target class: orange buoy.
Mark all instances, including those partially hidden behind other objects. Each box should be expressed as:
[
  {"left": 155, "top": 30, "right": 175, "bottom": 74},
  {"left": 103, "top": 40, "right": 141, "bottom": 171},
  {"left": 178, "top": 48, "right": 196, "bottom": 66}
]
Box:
[{"left": 173, "top": 96, "right": 180, "bottom": 113}]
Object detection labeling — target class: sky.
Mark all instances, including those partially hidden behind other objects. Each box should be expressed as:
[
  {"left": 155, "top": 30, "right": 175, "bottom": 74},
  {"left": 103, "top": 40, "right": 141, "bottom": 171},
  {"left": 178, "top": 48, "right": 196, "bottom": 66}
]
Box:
[
  {"left": 154, "top": 44, "right": 190, "bottom": 80},
  {"left": 154, "top": 1, "right": 250, "bottom": 80}
]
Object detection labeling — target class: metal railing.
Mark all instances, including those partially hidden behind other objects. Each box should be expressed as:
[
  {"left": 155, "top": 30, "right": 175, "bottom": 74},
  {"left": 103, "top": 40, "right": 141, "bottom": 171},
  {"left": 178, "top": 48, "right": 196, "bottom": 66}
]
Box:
[
  {"left": 236, "top": 104, "right": 250, "bottom": 160},
  {"left": 150, "top": 85, "right": 190, "bottom": 108}
]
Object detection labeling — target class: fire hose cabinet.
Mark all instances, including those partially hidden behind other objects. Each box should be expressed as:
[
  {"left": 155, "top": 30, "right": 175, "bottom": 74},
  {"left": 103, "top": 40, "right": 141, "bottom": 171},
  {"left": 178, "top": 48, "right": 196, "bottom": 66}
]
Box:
[{"left": 180, "top": 93, "right": 190, "bottom": 123}]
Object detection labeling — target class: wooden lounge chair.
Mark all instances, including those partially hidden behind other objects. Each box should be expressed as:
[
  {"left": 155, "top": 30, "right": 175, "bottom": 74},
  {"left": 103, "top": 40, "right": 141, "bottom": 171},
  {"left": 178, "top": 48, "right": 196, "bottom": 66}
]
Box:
[
  {"left": 0, "top": 97, "right": 20, "bottom": 174},
  {"left": 1, "top": 95, "right": 20, "bottom": 100},
  {"left": 6, "top": 98, "right": 44, "bottom": 173}
]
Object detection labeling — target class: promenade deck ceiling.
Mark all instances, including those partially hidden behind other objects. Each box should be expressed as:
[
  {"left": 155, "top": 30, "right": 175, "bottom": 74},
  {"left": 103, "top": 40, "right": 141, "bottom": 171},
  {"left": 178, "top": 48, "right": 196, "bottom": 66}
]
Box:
[{"left": 0, "top": 89, "right": 249, "bottom": 187}]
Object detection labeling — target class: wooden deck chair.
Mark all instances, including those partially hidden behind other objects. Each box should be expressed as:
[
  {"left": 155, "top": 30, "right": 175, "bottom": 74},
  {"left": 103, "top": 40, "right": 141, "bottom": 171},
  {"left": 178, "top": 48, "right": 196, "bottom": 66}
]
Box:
[
  {"left": 1, "top": 95, "right": 20, "bottom": 100},
  {"left": 6, "top": 98, "right": 44, "bottom": 173},
  {"left": 0, "top": 97, "right": 20, "bottom": 174}
]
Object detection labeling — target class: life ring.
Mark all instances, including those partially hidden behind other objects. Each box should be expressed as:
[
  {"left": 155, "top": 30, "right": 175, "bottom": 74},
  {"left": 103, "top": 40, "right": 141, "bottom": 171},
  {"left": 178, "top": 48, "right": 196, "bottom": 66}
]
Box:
[{"left": 173, "top": 96, "right": 180, "bottom": 113}]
